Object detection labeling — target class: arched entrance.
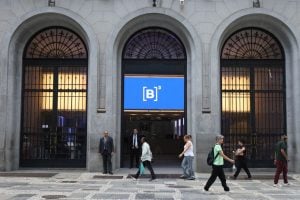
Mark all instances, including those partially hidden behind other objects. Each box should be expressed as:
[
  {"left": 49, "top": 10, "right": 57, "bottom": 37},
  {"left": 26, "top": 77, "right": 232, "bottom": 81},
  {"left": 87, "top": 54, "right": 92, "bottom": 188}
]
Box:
[
  {"left": 121, "top": 27, "right": 187, "bottom": 167},
  {"left": 221, "top": 27, "right": 286, "bottom": 167},
  {"left": 20, "top": 27, "right": 88, "bottom": 167}
]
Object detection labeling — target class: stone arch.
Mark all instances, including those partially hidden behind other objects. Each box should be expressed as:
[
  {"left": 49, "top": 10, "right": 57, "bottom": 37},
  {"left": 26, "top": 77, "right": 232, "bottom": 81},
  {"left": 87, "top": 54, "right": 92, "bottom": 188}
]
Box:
[
  {"left": 105, "top": 8, "right": 203, "bottom": 170},
  {"left": 210, "top": 8, "right": 299, "bottom": 172},
  {"left": 0, "top": 7, "right": 99, "bottom": 170}
]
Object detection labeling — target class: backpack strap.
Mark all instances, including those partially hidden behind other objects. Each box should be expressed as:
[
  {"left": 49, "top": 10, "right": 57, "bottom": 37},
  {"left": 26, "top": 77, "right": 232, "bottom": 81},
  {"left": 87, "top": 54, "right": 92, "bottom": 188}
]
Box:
[{"left": 213, "top": 145, "right": 219, "bottom": 161}]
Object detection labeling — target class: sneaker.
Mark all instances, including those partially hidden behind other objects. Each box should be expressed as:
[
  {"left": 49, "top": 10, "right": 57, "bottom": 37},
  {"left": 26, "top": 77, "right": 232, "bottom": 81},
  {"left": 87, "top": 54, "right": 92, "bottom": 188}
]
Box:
[
  {"left": 224, "top": 186, "right": 230, "bottom": 192},
  {"left": 180, "top": 175, "right": 187, "bottom": 179},
  {"left": 273, "top": 184, "right": 280, "bottom": 187},
  {"left": 204, "top": 186, "right": 209, "bottom": 191},
  {"left": 108, "top": 172, "right": 113, "bottom": 175},
  {"left": 149, "top": 178, "right": 156, "bottom": 181},
  {"left": 283, "top": 183, "right": 290, "bottom": 186},
  {"left": 130, "top": 175, "right": 137, "bottom": 180},
  {"left": 186, "top": 177, "right": 195, "bottom": 180}
]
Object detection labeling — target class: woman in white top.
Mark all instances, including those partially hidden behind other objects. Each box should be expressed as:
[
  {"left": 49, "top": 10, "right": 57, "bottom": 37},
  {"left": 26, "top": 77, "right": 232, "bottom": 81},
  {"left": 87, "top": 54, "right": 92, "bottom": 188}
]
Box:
[
  {"left": 133, "top": 137, "right": 156, "bottom": 181},
  {"left": 179, "top": 134, "right": 195, "bottom": 180}
]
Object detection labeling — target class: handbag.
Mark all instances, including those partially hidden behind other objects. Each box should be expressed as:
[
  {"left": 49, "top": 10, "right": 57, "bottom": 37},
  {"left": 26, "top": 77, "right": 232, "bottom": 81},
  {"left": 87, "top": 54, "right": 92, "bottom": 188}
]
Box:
[{"left": 139, "top": 162, "right": 145, "bottom": 175}]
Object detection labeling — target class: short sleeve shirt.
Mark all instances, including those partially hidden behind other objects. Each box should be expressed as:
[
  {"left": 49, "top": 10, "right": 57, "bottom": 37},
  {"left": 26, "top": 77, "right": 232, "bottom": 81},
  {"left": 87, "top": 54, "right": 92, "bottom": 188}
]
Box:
[
  {"left": 213, "top": 144, "right": 224, "bottom": 166},
  {"left": 276, "top": 141, "right": 287, "bottom": 161}
]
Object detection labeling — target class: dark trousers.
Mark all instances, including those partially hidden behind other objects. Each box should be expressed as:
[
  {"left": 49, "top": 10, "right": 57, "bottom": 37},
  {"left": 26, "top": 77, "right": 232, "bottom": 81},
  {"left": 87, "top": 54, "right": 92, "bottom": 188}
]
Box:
[
  {"left": 234, "top": 158, "right": 252, "bottom": 178},
  {"left": 204, "top": 165, "right": 228, "bottom": 190},
  {"left": 274, "top": 160, "right": 288, "bottom": 184},
  {"left": 102, "top": 153, "right": 112, "bottom": 173},
  {"left": 130, "top": 148, "right": 140, "bottom": 168},
  {"left": 135, "top": 160, "right": 156, "bottom": 179}
]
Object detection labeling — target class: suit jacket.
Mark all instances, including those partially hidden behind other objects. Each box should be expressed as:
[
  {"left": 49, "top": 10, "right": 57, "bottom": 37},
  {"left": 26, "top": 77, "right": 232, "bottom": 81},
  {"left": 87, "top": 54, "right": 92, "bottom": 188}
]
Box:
[
  {"left": 99, "top": 136, "right": 114, "bottom": 154},
  {"left": 129, "top": 133, "right": 141, "bottom": 150}
]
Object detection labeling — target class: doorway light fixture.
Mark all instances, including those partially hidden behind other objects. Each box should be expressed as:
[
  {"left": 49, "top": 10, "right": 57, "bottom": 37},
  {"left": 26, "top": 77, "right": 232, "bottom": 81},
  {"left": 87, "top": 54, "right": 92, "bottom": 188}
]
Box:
[
  {"left": 48, "top": 0, "right": 55, "bottom": 7},
  {"left": 253, "top": 0, "right": 260, "bottom": 8},
  {"left": 153, "top": 0, "right": 157, "bottom": 7}
]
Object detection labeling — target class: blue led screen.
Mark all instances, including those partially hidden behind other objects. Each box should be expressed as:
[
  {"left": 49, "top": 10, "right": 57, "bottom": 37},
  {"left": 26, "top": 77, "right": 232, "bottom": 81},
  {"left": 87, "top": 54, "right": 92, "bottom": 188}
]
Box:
[{"left": 124, "top": 76, "right": 184, "bottom": 110}]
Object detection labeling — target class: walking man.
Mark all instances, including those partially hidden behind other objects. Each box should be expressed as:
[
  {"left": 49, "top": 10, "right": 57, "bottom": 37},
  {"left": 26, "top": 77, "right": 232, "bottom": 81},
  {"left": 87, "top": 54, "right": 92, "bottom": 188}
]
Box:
[
  {"left": 204, "top": 135, "right": 235, "bottom": 192},
  {"left": 273, "top": 134, "right": 289, "bottom": 187},
  {"left": 129, "top": 128, "right": 141, "bottom": 168},
  {"left": 99, "top": 130, "right": 114, "bottom": 175}
]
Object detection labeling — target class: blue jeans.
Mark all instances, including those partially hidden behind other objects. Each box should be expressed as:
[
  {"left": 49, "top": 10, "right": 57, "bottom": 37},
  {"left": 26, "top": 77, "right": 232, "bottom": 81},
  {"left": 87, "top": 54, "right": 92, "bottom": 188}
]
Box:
[{"left": 181, "top": 156, "right": 195, "bottom": 178}]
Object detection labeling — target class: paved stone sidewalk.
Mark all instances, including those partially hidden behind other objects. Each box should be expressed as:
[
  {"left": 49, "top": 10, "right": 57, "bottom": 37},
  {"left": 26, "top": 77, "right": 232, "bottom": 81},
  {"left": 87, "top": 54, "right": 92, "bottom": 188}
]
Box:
[{"left": 0, "top": 170, "right": 299, "bottom": 200}]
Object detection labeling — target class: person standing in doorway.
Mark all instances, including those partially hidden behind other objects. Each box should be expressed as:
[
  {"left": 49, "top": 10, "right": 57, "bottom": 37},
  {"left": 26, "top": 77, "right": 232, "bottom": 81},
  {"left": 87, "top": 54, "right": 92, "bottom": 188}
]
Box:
[
  {"left": 99, "top": 130, "right": 114, "bottom": 175},
  {"left": 204, "top": 135, "right": 235, "bottom": 192},
  {"left": 273, "top": 134, "right": 289, "bottom": 187},
  {"left": 129, "top": 128, "right": 141, "bottom": 168},
  {"left": 132, "top": 136, "right": 156, "bottom": 181},
  {"left": 179, "top": 135, "right": 195, "bottom": 180},
  {"left": 233, "top": 139, "right": 252, "bottom": 179}
]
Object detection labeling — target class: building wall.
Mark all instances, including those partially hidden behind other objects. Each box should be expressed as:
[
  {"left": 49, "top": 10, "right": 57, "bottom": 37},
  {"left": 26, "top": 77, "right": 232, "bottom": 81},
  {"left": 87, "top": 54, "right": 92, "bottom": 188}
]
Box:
[{"left": 0, "top": 0, "right": 299, "bottom": 172}]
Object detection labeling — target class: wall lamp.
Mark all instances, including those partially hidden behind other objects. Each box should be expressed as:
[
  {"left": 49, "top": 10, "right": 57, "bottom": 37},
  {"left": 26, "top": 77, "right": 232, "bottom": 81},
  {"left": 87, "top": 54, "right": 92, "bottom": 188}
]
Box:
[
  {"left": 153, "top": 0, "right": 157, "bottom": 7},
  {"left": 253, "top": 0, "right": 260, "bottom": 8},
  {"left": 48, "top": 0, "right": 55, "bottom": 7}
]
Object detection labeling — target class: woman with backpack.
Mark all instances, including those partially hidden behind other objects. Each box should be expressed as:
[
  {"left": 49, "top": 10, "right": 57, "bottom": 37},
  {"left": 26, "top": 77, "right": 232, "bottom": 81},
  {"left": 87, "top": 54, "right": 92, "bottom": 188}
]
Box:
[
  {"left": 204, "top": 135, "right": 235, "bottom": 192},
  {"left": 178, "top": 134, "right": 195, "bottom": 180}
]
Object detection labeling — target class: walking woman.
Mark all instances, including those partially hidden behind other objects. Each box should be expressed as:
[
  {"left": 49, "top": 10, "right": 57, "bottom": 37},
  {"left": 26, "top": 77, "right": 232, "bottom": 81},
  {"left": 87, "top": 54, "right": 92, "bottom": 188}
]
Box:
[
  {"left": 179, "top": 135, "right": 195, "bottom": 180},
  {"left": 132, "top": 136, "right": 156, "bottom": 181},
  {"left": 233, "top": 139, "right": 252, "bottom": 179}
]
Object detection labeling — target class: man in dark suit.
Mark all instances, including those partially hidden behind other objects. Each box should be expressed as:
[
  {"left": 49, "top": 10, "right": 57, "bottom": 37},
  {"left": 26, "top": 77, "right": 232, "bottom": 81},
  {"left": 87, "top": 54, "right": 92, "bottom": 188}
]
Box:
[
  {"left": 129, "top": 128, "right": 141, "bottom": 168},
  {"left": 99, "top": 130, "right": 114, "bottom": 174}
]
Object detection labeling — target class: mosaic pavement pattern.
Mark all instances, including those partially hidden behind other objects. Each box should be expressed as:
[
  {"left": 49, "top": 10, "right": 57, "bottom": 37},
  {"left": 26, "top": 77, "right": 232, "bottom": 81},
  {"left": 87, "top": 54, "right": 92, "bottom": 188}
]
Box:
[{"left": 0, "top": 172, "right": 299, "bottom": 200}]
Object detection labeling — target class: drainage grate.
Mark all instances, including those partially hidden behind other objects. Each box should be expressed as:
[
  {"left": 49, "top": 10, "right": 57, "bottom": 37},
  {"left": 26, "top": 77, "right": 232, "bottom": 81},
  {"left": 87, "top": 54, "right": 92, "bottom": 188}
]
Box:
[
  {"left": 42, "top": 195, "right": 67, "bottom": 199},
  {"left": 127, "top": 174, "right": 182, "bottom": 179},
  {"left": 93, "top": 175, "right": 123, "bottom": 179},
  {"left": 168, "top": 185, "right": 190, "bottom": 188},
  {"left": 0, "top": 173, "right": 57, "bottom": 178},
  {"left": 61, "top": 181, "right": 77, "bottom": 183},
  {"left": 228, "top": 175, "right": 294, "bottom": 180}
]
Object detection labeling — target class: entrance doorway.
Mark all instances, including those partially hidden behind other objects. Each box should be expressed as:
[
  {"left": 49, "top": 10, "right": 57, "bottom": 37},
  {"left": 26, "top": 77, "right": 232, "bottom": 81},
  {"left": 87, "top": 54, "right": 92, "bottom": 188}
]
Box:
[
  {"left": 220, "top": 27, "right": 286, "bottom": 167},
  {"left": 121, "top": 28, "right": 187, "bottom": 167},
  {"left": 20, "top": 27, "right": 88, "bottom": 167}
]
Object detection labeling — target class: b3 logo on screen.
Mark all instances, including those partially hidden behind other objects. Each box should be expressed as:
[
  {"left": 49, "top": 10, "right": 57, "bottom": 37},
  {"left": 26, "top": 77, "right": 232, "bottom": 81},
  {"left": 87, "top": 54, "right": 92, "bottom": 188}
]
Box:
[{"left": 142, "top": 86, "right": 162, "bottom": 102}]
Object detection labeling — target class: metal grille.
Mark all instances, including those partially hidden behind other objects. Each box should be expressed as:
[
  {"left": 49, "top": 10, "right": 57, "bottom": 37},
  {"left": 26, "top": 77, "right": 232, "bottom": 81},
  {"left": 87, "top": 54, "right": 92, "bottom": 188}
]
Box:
[
  {"left": 221, "top": 28, "right": 283, "bottom": 59},
  {"left": 21, "top": 27, "right": 88, "bottom": 167},
  {"left": 221, "top": 28, "right": 285, "bottom": 167},
  {"left": 123, "top": 28, "right": 186, "bottom": 59},
  {"left": 25, "top": 27, "right": 87, "bottom": 59}
]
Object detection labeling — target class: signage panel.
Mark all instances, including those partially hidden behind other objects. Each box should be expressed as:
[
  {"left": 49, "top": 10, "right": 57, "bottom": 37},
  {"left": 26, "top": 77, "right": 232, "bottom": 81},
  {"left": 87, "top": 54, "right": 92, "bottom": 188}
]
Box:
[{"left": 124, "top": 76, "right": 184, "bottom": 110}]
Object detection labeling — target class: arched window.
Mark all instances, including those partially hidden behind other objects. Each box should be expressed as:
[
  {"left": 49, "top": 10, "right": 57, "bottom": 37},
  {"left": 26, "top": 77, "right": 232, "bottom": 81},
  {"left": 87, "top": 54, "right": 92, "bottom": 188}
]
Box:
[
  {"left": 21, "top": 27, "right": 88, "bottom": 167},
  {"left": 221, "top": 28, "right": 285, "bottom": 167},
  {"left": 123, "top": 28, "right": 186, "bottom": 60}
]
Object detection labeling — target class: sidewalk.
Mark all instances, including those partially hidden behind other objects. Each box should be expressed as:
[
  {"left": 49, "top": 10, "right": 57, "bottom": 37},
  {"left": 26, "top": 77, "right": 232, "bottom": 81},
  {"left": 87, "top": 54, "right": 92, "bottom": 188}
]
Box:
[{"left": 0, "top": 168, "right": 299, "bottom": 200}]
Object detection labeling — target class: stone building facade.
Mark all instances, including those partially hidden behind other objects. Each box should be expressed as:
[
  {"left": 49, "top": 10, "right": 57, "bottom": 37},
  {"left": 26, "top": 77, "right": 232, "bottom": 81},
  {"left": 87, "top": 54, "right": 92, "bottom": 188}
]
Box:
[{"left": 0, "top": 0, "right": 299, "bottom": 172}]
